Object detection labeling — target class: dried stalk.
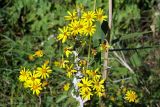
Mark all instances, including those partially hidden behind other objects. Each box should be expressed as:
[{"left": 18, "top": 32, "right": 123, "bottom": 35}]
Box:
[
  {"left": 102, "top": 0, "right": 112, "bottom": 79},
  {"left": 113, "top": 51, "right": 134, "bottom": 73}
]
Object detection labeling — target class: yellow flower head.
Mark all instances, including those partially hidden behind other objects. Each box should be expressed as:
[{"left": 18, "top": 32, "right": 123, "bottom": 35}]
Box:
[
  {"left": 77, "top": 77, "right": 92, "bottom": 92},
  {"left": 64, "top": 47, "right": 72, "bottom": 57},
  {"left": 80, "top": 89, "right": 93, "bottom": 100},
  {"left": 19, "top": 67, "right": 30, "bottom": 82},
  {"left": 66, "top": 64, "right": 77, "bottom": 78},
  {"left": 100, "top": 43, "right": 110, "bottom": 51},
  {"left": 84, "top": 23, "right": 96, "bottom": 36},
  {"left": 124, "top": 90, "right": 138, "bottom": 103},
  {"left": 28, "top": 54, "right": 35, "bottom": 61},
  {"left": 36, "top": 64, "right": 52, "bottom": 79},
  {"left": 79, "top": 59, "right": 87, "bottom": 67},
  {"left": 91, "top": 49, "right": 97, "bottom": 56},
  {"left": 34, "top": 50, "right": 43, "bottom": 57},
  {"left": 54, "top": 59, "right": 69, "bottom": 68},
  {"left": 44, "top": 60, "right": 49, "bottom": 65},
  {"left": 42, "top": 81, "right": 48, "bottom": 87},
  {"left": 86, "top": 69, "right": 101, "bottom": 79},
  {"left": 27, "top": 70, "right": 40, "bottom": 84},
  {"left": 92, "top": 77, "right": 105, "bottom": 91},
  {"left": 64, "top": 10, "right": 78, "bottom": 21},
  {"left": 30, "top": 81, "right": 42, "bottom": 96},
  {"left": 95, "top": 8, "right": 107, "bottom": 23},
  {"left": 82, "top": 11, "right": 96, "bottom": 24},
  {"left": 95, "top": 88, "right": 105, "bottom": 97},
  {"left": 63, "top": 83, "right": 70, "bottom": 91},
  {"left": 69, "top": 20, "right": 79, "bottom": 36},
  {"left": 77, "top": 19, "right": 87, "bottom": 35},
  {"left": 24, "top": 80, "right": 32, "bottom": 88},
  {"left": 57, "top": 26, "right": 70, "bottom": 43}
]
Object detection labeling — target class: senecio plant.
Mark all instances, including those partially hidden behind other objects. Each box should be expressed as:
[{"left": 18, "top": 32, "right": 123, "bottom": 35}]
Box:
[
  {"left": 19, "top": 5, "right": 139, "bottom": 106},
  {"left": 55, "top": 7, "right": 108, "bottom": 106},
  {"left": 19, "top": 50, "right": 51, "bottom": 95}
]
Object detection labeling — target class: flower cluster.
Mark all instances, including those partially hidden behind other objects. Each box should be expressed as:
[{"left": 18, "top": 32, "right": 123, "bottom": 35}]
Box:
[
  {"left": 57, "top": 8, "right": 107, "bottom": 43},
  {"left": 19, "top": 62, "right": 52, "bottom": 95},
  {"left": 55, "top": 7, "right": 107, "bottom": 102},
  {"left": 77, "top": 72, "right": 105, "bottom": 100},
  {"left": 28, "top": 50, "right": 44, "bottom": 61},
  {"left": 54, "top": 60, "right": 105, "bottom": 100},
  {"left": 54, "top": 59, "right": 77, "bottom": 78}
]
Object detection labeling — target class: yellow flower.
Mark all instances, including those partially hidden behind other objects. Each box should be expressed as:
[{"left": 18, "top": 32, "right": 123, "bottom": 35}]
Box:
[
  {"left": 30, "top": 81, "right": 42, "bottom": 95},
  {"left": 100, "top": 43, "right": 110, "bottom": 51},
  {"left": 23, "top": 70, "right": 41, "bottom": 88},
  {"left": 95, "top": 8, "right": 107, "bottom": 23},
  {"left": 44, "top": 60, "right": 49, "bottom": 65},
  {"left": 28, "top": 54, "right": 35, "bottom": 61},
  {"left": 42, "top": 81, "right": 48, "bottom": 87},
  {"left": 57, "top": 26, "right": 70, "bottom": 43},
  {"left": 64, "top": 10, "right": 78, "bottom": 21},
  {"left": 36, "top": 64, "right": 52, "bottom": 79},
  {"left": 92, "top": 77, "right": 105, "bottom": 91},
  {"left": 69, "top": 20, "right": 79, "bottom": 36},
  {"left": 91, "top": 49, "right": 97, "bottom": 56},
  {"left": 77, "top": 19, "right": 87, "bottom": 35},
  {"left": 82, "top": 11, "right": 96, "bottom": 24},
  {"left": 54, "top": 59, "right": 69, "bottom": 68},
  {"left": 110, "top": 96, "right": 115, "bottom": 102},
  {"left": 34, "top": 50, "right": 43, "bottom": 57},
  {"left": 84, "top": 23, "right": 96, "bottom": 36},
  {"left": 95, "top": 88, "right": 105, "bottom": 97},
  {"left": 86, "top": 69, "right": 101, "bottom": 79},
  {"left": 66, "top": 64, "right": 77, "bottom": 78},
  {"left": 24, "top": 80, "right": 32, "bottom": 88},
  {"left": 27, "top": 71, "right": 41, "bottom": 84},
  {"left": 64, "top": 47, "right": 72, "bottom": 57},
  {"left": 19, "top": 67, "right": 30, "bottom": 82},
  {"left": 77, "top": 77, "right": 92, "bottom": 92},
  {"left": 63, "top": 83, "right": 70, "bottom": 91},
  {"left": 124, "top": 90, "right": 138, "bottom": 103},
  {"left": 80, "top": 89, "right": 93, "bottom": 100},
  {"left": 79, "top": 59, "right": 87, "bottom": 67}
]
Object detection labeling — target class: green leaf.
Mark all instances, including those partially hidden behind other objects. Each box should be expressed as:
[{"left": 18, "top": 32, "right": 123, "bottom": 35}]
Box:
[
  {"left": 130, "top": 52, "right": 142, "bottom": 67},
  {"left": 120, "top": 31, "right": 152, "bottom": 40},
  {"left": 92, "top": 22, "right": 105, "bottom": 47},
  {"left": 112, "top": 67, "right": 128, "bottom": 77},
  {"left": 56, "top": 93, "right": 68, "bottom": 103}
]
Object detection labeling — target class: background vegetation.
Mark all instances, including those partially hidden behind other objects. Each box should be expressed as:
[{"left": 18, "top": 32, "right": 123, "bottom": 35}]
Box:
[{"left": 0, "top": 0, "right": 160, "bottom": 106}]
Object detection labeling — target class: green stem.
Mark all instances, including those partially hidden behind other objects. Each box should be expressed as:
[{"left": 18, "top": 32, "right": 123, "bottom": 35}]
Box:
[
  {"left": 87, "top": 36, "right": 92, "bottom": 68},
  {"left": 93, "top": 0, "right": 96, "bottom": 11}
]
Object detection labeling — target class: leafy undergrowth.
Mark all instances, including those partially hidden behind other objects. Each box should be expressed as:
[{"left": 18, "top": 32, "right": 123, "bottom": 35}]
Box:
[{"left": 0, "top": 0, "right": 160, "bottom": 106}]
